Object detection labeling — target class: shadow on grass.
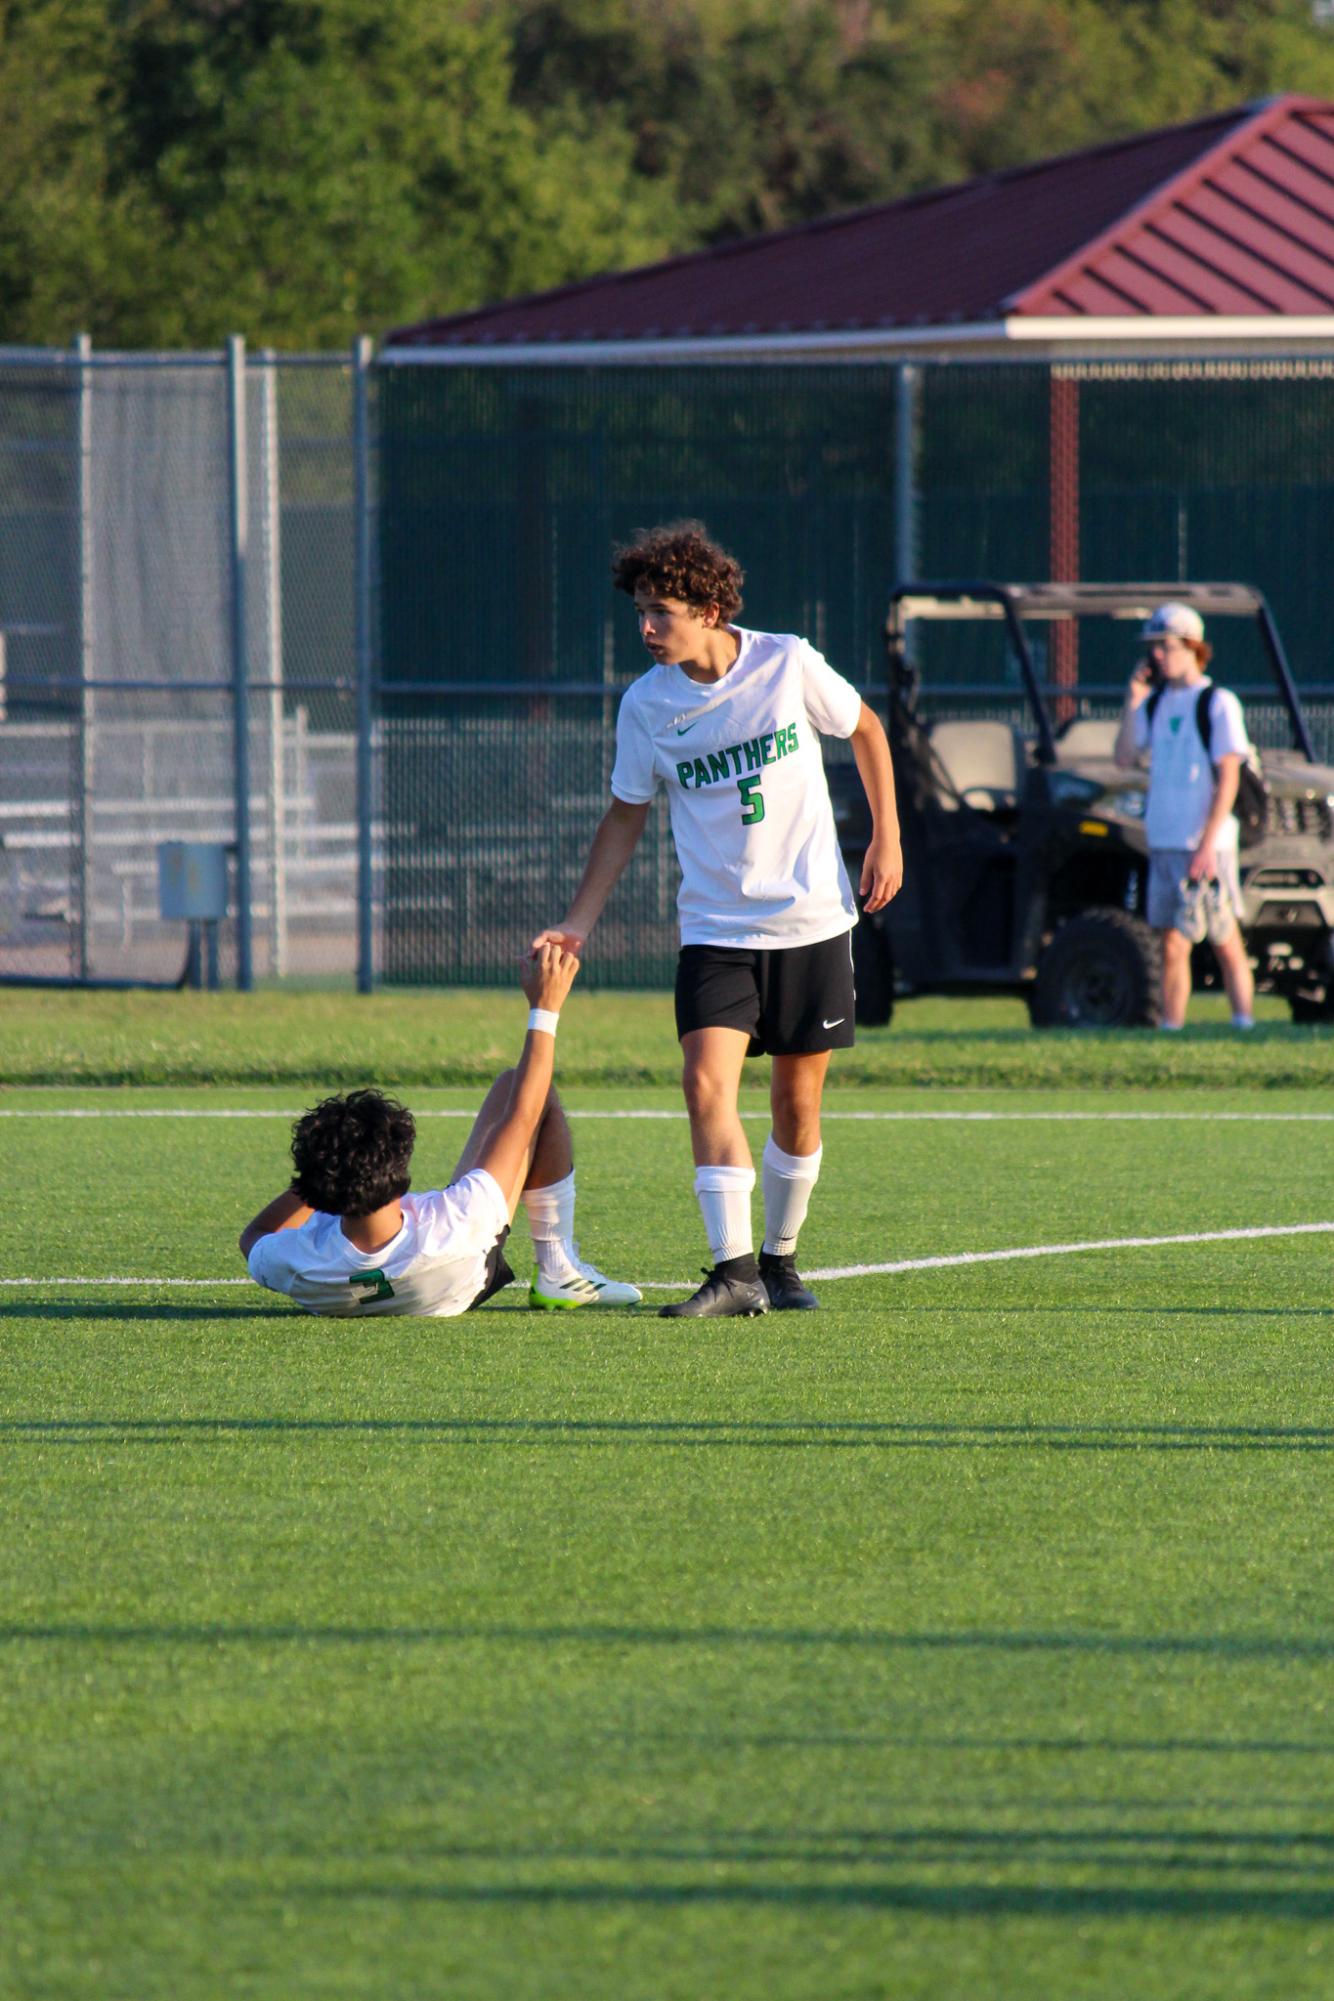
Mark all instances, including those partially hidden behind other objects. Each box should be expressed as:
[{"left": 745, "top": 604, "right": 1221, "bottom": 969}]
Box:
[
  {"left": 882, "top": 1022, "right": 1316, "bottom": 1043},
  {"left": 645, "top": 1729, "right": 1334, "bottom": 1758},
  {"left": 0, "top": 1297, "right": 551, "bottom": 1321},
  {"left": 2, "top": 1621, "right": 1332, "bottom": 1661},
  {"left": 271, "top": 1820, "right": 1334, "bottom": 1917},
  {"left": 280, "top": 1874, "right": 1334, "bottom": 1919},
  {"left": 4, "top": 1297, "right": 1328, "bottom": 1324},
  {"left": 0, "top": 1303, "right": 294, "bottom": 1321},
  {"left": 895, "top": 1305, "right": 1334, "bottom": 1319},
  {"left": 4, "top": 1416, "right": 1334, "bottom": 1452},
  {"left": 383, "top": 1824, "right": 1334, "bottom": 1872}
]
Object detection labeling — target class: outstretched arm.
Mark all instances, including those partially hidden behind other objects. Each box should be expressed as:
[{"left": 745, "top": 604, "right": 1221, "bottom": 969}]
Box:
[
  {"left": 532, "top": 796, "right": 650, "bottom": 954},
  {"left": 849, "top": 703, "right": 903, "bottom": 913},
  {"left": 239, "top": 1190, "right": 313, "bottom": 1263},
  {"left": 471, "top": 942, "right": 581, "bottom": 1198}
]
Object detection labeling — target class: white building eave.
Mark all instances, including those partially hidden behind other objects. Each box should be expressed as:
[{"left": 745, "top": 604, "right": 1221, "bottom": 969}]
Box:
[
  {"left": 380, "top": 315, "right": 1334, "bottom": 365},
  {"left": 378, "top": 323, "right": 1009, "bottom": 364}
]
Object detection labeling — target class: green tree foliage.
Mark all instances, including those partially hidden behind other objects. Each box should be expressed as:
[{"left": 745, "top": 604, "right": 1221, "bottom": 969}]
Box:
[
  {"left": 0, "top": 1, "right": 155, "bottom": 341},
  {"left": 0, "top": 0, "right": 675, "bottom": 345},
  {"left": 2, "top": 0, "right": 1333, "bottom": 346},
  {"left": 498, "top": 0, "right": 1334, "bottom": 244}
]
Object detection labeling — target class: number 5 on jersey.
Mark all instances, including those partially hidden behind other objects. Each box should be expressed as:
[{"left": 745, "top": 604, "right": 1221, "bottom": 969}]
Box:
[{"left": 737, "top": 774, "right": 766, "bottom": 825}]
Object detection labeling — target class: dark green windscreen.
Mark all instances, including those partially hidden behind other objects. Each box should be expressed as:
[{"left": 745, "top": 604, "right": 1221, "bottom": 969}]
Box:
[
  {"left": 378, "top": 365, "right": 899, "bottom": 985},
  {"left": 378, "top": 358, "right": 1334, "bottom": 986}
]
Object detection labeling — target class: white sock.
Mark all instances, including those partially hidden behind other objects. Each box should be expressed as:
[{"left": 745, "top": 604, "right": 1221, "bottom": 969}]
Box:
[
  {"left": 523, "top": 1170, "right": 577, "bottom": 1278},
  {"left": 761, "top": 1136, "right": 822, "bottom": 1256},
  {"left": 1232, "top": 1014, "right": 1254, "bottom": 1030},
  {"left": 1159, "top": 1021, "right": 1183, "bottom": 1032},
  {"left": 694, "top": 1164, "right": 755, "bottom": 1263}
]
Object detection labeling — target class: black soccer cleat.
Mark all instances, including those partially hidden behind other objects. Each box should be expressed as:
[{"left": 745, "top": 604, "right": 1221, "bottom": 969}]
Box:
[
  {"left": 758, "top": 1252, "right": 820, "bottom": 1311},
  {"left": 659, "top": 1262, "right": 770, "bottom": 1319}
]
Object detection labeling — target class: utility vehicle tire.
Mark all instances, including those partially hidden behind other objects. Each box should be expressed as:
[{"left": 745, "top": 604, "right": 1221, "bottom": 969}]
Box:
[
  {"left": 1289, "top": 985, "right": 1334, "bottom": 1023},
  {"left": 1029, "top": 910, "right": 1161, "bottom": 1028},
  {"left": 853, "top": 913, "right": 895, "bottom": 1027}
]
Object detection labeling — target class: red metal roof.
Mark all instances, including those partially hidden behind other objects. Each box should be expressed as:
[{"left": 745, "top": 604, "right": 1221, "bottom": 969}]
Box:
[{"left": 386, "top": 96, "right": 1334, "bottom": 348}]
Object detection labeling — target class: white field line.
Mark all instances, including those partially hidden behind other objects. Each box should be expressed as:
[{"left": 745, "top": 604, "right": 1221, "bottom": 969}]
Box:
[
  {"left": 3, "top": 1220, "right": 1330, "bottom": 1290},
  {"left": 0, "top": 1109, "right": 1332, "bottom": 1123}
]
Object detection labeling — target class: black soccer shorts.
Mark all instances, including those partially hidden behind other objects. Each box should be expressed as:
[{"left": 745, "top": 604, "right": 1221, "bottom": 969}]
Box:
[{"left": 674, "top": 932, "right": 857, "bottom": 1057}]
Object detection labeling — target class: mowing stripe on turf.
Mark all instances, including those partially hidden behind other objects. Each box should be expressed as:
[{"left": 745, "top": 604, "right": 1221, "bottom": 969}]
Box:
[
  {"left": 0, "top": 1109, "right": 1331, "bottom": 1122},
  {"left": 3, "top": 1219, "right": 1330, "bottom": 1288}
]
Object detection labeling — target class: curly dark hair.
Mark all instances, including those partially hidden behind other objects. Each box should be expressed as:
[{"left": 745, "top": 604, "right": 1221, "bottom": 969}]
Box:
[
  {"left": 290, "top": 1088, "right": 416, "bottom": 1217},
  {"left": 611, "top": 520, "right": 744, "bottom": 620}
]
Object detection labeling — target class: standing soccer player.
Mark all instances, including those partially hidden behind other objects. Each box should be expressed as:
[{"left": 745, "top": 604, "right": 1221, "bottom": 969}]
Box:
[{"left": 533, "top": 520, "right": 902, "bottom": 1317}]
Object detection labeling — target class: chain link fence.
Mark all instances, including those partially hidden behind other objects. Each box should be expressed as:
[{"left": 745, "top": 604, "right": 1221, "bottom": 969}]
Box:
[
  {"left": 0, "top": 343, "right": 373, "bottom": 988},
  {"left": 1, "top": 347, "right": 1331, "bottom": 989}
]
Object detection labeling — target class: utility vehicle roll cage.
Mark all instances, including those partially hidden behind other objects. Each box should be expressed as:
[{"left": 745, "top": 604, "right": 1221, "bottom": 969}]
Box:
[{"left": 886, "top": 582, "right": 1316, "bottom": 767}]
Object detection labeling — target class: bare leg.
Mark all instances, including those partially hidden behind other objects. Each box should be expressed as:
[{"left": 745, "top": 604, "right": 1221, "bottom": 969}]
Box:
[
  {"left": 1161, "top": 928, "right": 1191, "bottom": 1028},
  {"left": 451, "top": 1070, "right": 572, "bottom": 1220},
  {"left": 770, "top": 1050, "right": 832, "bottom": 1155},
  {"left": 681, "top": 1027, "right": 752, "bottom": 1167},
  {"left": 1212, "top": 926, "right": 1255, "bottom": 1022}
]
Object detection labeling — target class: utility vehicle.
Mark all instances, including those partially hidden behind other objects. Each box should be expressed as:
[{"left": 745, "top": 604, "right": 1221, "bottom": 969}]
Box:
[{"left": 834, "top": 582, "right": 1334, "bottom": 1027}]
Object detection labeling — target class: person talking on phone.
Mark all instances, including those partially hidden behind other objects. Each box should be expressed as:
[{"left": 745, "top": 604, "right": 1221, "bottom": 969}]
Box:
[{"left": 1114, "top": 602, "right": 1255, "bottom": 1031}]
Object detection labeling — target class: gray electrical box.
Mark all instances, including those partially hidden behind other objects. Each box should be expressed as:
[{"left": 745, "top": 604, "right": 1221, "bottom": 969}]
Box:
[{"left": 158, "top": 842, "right": 229, "bottom": 922}]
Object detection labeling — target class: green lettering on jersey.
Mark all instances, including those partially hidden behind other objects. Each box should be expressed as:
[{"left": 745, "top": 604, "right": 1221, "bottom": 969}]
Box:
[
  {"left": 680, "top": 722, "right": 796, "bottom": 790},
  {"left": 350, "top": 1268, "right": 394, "bottom": 1305}
]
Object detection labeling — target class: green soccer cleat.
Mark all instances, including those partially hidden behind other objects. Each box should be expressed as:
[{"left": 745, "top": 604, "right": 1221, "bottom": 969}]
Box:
[{"left": 528, "top": 1255, "right": 642, "bottom": 1311}]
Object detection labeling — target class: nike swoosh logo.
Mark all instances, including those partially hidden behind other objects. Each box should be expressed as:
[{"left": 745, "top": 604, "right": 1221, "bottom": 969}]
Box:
[
  {"left": 822, "top": 1017, "right": 845, "bottom": 1029},
  {"left": 675, "top": 720, "right": 701, "bottom": 736}
]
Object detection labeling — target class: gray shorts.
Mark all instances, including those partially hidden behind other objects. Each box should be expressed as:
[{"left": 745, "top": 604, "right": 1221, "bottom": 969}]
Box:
[{"left": 1146, "top": 849, "right": 1243, "bottom": 943}]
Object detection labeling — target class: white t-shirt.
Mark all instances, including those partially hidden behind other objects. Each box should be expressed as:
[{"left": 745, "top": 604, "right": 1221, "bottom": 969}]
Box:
[
  {"left": 246, "top": 1169, "right": 510, "bottom": 1317},
  {"left": 610, "top": 628, "right": 863, "bottom": 949},
  {"left": 1133, "top": 681, "right": 1249, "bottom": 852}
]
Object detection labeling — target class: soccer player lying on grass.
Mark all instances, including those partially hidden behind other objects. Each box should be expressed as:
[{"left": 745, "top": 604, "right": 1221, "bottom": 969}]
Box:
[{"left": 238, "top": 943, "right": 641, "bottom": 1317}]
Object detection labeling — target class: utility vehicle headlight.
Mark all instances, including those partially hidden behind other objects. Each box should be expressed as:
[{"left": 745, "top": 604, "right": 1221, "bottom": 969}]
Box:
[{"left": 1045, "top": 771, "right": 1103, "bottom": 806}]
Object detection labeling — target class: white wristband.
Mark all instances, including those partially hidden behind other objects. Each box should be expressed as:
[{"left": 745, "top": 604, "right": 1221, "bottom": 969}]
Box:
[{"left": 527, "top": 1007, "right": 559, "bottom": 1038}]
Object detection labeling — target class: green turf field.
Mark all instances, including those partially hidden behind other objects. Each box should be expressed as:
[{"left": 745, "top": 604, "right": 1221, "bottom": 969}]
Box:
[
  {"left": 2, "top": 992, "right": 1332, "bottom": 1998},
  {"left": 0, "top": 984, "right": 1327, "bottom": 1088}
]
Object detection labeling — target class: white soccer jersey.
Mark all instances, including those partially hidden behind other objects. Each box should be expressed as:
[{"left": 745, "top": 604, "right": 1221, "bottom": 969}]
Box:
[
  {"left": 246, "top": 1169, "right": 510, "bottom": 1317},
  {"left": 610, "top": 628, "right": 863, "bottom": 949},
  {"left": 1133, "top": 681, "right": 1248, "bottom": 852}
]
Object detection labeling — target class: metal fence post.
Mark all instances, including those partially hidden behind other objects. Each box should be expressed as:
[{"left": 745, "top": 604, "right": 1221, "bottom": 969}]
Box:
[
  {"left": 894, "top": 362, "right": 920, "bottom": 584},
  {"left": 353, "top": 334, "right": 374, "bottom": 994},
  {"left": 259, "top": 351, "right": 286, "bottom": 979},
  {"left": 894, "top": 363, "right": 921, "bottom": 669},
  {"left": 226, "top": 333, "right": 254, "bottom": 990},
  {"left": 73, "top": 331, "right": 94, "bottom": 979}
]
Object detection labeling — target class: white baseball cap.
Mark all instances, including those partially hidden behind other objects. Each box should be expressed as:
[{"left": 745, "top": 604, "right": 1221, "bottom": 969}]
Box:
[{"left": 1141, "top": 602, "right": 1205, "bottom": 643}]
